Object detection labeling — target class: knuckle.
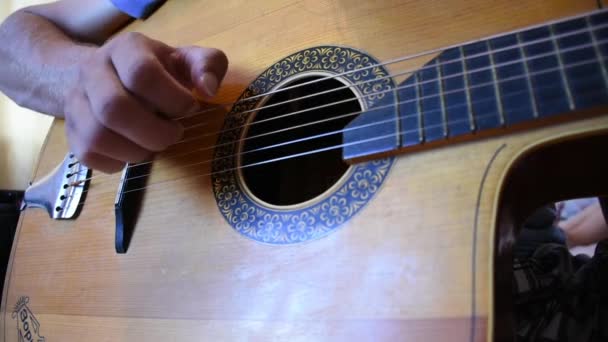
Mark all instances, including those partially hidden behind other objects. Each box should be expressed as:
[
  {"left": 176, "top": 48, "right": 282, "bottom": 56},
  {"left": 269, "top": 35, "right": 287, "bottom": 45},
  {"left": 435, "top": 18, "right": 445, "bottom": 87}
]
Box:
[
  {"left": 105, "top": 163, "right": 126, "bottom": 174},
  {"left": 146, "top": 130, "right": 175, "bottom": 152},
  {"left": 130, "top": 149, "right": 152, "bottom": 163},
  {"left": 70, "top": 140, "right": 97, "bottom": 169},
  {"left": 123, "top": 56, "right": 157, "bottom": 90},
  {"left": 134, "top": 124, "right": 168, "bottom": 152},
  {"left": 78, "top": 151, "right": 97, "bottom": 168},
  {"left": 82, "top": 125, "right": 106, "bottom": 152},
  {"left": 147, "top": 141, "right": 168, "bottom": 153},
  {"left": 97, "top": 95, "right": 128, "bottom": 127},
  {"left": 122, "top": 31, "right": 145, "bottom": 44}
]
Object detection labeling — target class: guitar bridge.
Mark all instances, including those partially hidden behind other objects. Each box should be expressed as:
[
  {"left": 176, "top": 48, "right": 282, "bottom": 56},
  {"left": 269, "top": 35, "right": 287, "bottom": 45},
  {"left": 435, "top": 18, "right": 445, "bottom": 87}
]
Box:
[{"left": 114, "top": 163, "right": 151, "bottom": 254}]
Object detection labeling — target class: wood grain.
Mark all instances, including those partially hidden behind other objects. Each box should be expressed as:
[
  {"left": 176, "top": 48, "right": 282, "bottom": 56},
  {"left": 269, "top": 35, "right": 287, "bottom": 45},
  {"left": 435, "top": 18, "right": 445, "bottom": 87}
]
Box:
[{"left": 2, "top": 1, "right": 606, "bottom": 341}]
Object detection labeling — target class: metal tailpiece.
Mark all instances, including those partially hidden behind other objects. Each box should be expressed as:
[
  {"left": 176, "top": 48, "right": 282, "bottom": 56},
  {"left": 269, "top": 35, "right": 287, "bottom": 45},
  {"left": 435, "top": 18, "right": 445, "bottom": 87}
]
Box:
[{"left": 23, "top": 153, "right": 91, "bottom": 219}]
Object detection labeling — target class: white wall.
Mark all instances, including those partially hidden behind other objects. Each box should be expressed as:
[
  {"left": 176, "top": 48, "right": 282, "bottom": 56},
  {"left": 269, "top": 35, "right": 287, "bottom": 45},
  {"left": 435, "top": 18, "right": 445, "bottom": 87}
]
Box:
[{"left": 0, "top": 1, "right": 53, "bottom": 190}]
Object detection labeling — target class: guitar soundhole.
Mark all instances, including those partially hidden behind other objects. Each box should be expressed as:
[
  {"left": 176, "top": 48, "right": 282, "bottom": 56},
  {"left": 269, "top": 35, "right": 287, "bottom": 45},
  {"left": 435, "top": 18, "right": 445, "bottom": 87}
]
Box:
[{"left": 240, "top": 75, "right": 361, "bottom": 206}]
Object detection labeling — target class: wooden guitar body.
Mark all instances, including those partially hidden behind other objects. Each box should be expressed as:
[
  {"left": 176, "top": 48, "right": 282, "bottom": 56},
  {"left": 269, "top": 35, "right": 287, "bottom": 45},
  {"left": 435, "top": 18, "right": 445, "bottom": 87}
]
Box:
[{"left": 2, "top": 1, "right": 608, "bottom": 341}]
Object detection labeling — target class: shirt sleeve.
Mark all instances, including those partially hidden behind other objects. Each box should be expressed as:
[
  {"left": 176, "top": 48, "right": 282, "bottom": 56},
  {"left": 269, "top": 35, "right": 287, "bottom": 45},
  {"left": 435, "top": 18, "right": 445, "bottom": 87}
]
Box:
[{"left": 110, "top": 0, "right": 166, "bottom": 19}]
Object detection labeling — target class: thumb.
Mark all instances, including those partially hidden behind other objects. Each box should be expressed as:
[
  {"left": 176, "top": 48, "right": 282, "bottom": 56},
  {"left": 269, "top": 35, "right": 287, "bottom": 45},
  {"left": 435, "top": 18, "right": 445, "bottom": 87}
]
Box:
[{"left": 174, "top": 46, "right": 229, "bottom": 100}]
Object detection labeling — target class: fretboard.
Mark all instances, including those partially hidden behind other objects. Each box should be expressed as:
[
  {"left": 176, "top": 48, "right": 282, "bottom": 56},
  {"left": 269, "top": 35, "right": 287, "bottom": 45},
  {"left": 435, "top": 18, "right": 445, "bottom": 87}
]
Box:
[{"left": 343, "top": 9, "right": 608, "bottom": 161}]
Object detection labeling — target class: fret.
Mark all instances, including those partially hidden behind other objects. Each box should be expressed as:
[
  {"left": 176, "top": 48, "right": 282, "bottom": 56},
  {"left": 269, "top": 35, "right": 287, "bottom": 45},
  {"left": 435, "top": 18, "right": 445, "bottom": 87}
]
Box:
[
  {"left": 554, "top": 18, "right": 607, "bottom": 108},
  {"left": 346, "top": 10, "right": 608, "bottom": 162},
  {"left": 419, "top": 59, "right": 445, "bottom": 142},
  {"left": 462, "top": 41, "right": 502, "bottom": 130},
  {"left": 487, "top": 41, "right": 506, "bottom": 126},
  {"left": 460, "top": 46, "right": 476, "bottom": 132},
  {"left": 591, "top": 11, "right": 608, "bottom": 59},
  {"left": 438, "top": 47, "right": 473, "bottom": 136},
  {"left": 585, "top": 17, "right": 608, "bottom": 91},
  {"left": 520, "top": 27, "right": 571, "bottom": 117},
  {"left": 399, "top": 73, "right": 423, "bottom": 147},
  {"left": 549, "top": 24, "right": 575, "bottom": 109},
  {"left": 346, "top": 10, "right": 608, "bottom": 161},
  {"left": 489, "top": 34, "right": 535, "bottom": 125},
  {"left": 343, "top": 76, "right": 401, "bottom": 160},
  {"left": 589, "top": 12, "right": 608, "bottom": 90},
  {"left": 517, "top": 33, "right": 539, "bottom": 118},
  {"left": 437, "top": 59, "right": 449, "bottom": 138}
]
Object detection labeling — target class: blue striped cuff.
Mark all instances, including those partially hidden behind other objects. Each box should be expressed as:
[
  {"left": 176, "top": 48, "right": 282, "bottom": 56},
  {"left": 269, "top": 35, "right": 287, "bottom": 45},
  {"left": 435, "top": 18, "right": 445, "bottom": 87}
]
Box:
[{"left": 110, "top": 0, "right": 165, "bottom": 19}]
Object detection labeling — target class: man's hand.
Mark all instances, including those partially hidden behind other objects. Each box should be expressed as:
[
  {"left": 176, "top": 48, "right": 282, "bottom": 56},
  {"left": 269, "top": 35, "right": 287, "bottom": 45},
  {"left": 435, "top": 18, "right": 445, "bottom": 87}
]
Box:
[
  {"left": 64, "top": 32, "right": 228, "bottom": 173},
  {"left": 0, "top": 0, "right": 228, "bottom": 174}
]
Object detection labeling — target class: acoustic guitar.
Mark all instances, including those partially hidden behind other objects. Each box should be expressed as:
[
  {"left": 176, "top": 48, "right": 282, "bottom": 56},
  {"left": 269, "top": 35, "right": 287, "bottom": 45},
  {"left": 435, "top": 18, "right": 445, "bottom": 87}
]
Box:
[{"left": 2, "top": 0, "right": 608, "bottom": 341}]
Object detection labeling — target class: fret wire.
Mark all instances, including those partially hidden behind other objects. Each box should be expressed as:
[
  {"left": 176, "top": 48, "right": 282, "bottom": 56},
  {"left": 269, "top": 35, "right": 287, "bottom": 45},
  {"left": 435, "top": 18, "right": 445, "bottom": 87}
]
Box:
[
  {"left": 587, "top": 15, "right": 608, "bottom": 91},
  {"left": 460, "top": 46, "right": 476, "bottom": 132},
  {"left": 549, "top": 24, "right": 576, "bottom": 110},
  {"left": 436, "top": 58, "right": 449, "bottom": 137},
  {"left": 487, "top": 40, "right": 506, "bottom": 126},
  {"left": 516, "top": 32, "right": 540, "bottom": 118},
  {"left": 415, "top": 73, "right": 424, "bottom": 142},
  {"left": 415, "top": 73, "right": 425, "bottom": 142}
]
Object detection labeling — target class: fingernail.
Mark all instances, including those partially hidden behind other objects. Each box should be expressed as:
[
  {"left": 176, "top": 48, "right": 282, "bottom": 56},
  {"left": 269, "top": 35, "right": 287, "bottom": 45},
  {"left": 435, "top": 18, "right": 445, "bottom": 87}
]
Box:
[{"left": 200, "top": 72, "right": 218, "bottom": 97}]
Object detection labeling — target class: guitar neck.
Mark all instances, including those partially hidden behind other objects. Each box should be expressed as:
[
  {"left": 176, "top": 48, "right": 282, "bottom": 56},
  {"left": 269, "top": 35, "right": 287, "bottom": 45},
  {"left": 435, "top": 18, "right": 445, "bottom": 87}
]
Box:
[{"left": 344, "top": 9, "right": 608, "bottom": 162}]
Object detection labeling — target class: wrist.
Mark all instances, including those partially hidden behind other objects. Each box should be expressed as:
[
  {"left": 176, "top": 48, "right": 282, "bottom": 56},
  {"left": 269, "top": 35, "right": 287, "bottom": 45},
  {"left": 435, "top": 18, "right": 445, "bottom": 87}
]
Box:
[
  {"left": 0, "top": 9, "right": 99, "bottom": 117},
  {"left": 55, "top": 43, "right": 98, "bottom": 117}
]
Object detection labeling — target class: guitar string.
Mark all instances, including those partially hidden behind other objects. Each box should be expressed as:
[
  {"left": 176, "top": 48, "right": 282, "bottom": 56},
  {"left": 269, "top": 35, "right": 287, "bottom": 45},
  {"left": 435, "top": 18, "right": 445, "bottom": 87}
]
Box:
[
  {"left": 68, "top": 21, "right": 606, "bottom": 185},
  {"left": 68, "top": 37, "right": 608, "bottom": 189},
  {"left": 65, "top": 63, "right": 607, "bottom": 202},
  {"left": 170, "top": 9, "right": 608, "bottom": 120},
  {"left": 170, "top": 8, "right": 608, "bottom": 124},
  {"left": 166, "top": 33, "right": 608, "bottom": 149},
  {"left": 61, "top": 12, "right": 608, "bottom": 185},
  {"left": 69, "top": 46, "right": 608, "bottom": 189},
  {"left": 69, "top": 53, "right": 607, "bottom": 193},
  {"left": 133, "top": 24, "right": 608, "bottom": 168},
  {"left": 69, "top": 83, "right": 606, "bottom": 206}
]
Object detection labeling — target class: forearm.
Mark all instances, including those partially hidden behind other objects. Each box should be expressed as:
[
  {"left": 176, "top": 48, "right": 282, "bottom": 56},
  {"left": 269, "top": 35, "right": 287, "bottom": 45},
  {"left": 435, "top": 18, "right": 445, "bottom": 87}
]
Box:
[
  {"left": 561, "top": 202, "right": 608, "bottom": 247},
  {"left": 0, "top": 10, "right": 97, "bottom": 117}
]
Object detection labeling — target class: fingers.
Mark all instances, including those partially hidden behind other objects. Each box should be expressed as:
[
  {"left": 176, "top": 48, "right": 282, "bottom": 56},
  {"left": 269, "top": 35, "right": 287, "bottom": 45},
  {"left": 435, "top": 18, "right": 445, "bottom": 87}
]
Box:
[
  {"left": 106, "top": 33, "right": 228, "bottom": 117},
  {"left": 173, "top": 46, "right": 229, "bottom": 101},
  {"left": 110, "top": 33, "right": 199, "bottom": 116},
  {"left": 83, "top": 55, "right": 183, "bottom": 151},
  {"left": 64, "top": 88, "right": 150, "bottom": 173},
  {"left": 63, "top": 31, "right": 228, "bottom": 174},
  {"left": 69, "top": 149, "right": 125, "bottom": 174}
]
